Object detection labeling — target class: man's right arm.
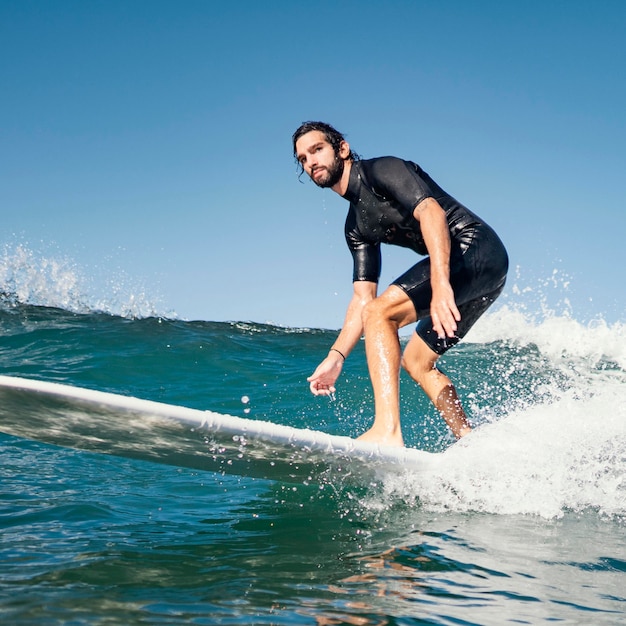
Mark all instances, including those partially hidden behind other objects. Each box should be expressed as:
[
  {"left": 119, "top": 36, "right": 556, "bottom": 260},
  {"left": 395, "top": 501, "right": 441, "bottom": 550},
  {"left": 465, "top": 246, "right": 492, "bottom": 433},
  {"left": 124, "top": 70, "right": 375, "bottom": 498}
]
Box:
[
  {"left": 413, "top": 197, "right": 460, "bottom": 339},
  {"left": 307, "top": 281, "right": 377, "bottom": 396}
]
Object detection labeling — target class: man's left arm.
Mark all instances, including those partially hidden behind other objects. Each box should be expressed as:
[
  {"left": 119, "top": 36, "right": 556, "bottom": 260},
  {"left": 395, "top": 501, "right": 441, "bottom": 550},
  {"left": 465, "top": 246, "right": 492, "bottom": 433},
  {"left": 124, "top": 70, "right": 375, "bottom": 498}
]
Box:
[{"left": 413, "top": 197, "right": 460, "bottom": 338}]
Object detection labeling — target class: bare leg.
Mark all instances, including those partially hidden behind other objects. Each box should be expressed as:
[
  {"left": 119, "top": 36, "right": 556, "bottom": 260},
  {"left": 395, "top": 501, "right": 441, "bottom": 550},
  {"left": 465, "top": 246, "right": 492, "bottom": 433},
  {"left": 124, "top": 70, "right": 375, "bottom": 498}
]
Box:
[
  {"left": 434, "top": 384, "right": 471, "bottom": 439},
  {"left": 357, "top": 287, "right": 417, "bottom": 447},
  {"left": 401, "top": 333, "right": 471, "bottom": 439}
]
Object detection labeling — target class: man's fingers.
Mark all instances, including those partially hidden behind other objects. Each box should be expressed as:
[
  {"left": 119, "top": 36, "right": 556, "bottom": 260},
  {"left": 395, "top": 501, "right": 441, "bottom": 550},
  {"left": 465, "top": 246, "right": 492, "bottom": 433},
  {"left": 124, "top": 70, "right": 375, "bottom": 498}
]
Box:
[
  {"left": 451, "top": 302, "right": 462, "bottom": 322},
  {"left": 433, "top": 306, "right": 461, "bottom": 339},
  {"left": 432, "top": 314, "right": 444, "bottom": 339},
  {"left": 309, "top": 379, "right": 336, "bottom": 396}
]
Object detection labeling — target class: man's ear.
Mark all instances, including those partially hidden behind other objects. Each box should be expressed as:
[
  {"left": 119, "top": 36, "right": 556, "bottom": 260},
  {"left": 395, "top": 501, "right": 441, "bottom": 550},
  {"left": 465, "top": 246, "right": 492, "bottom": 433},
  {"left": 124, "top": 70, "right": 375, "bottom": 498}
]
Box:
[{"left": 339, "top": 141, "right": 351, "bottom": 159}]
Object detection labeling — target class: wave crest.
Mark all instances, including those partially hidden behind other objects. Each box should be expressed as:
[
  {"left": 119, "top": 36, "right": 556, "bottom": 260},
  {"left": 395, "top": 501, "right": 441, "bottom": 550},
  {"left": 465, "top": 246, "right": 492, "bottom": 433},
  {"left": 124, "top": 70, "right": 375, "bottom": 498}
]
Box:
[{"left": 0, "top": 244, "right": 168, "bottom": 320}]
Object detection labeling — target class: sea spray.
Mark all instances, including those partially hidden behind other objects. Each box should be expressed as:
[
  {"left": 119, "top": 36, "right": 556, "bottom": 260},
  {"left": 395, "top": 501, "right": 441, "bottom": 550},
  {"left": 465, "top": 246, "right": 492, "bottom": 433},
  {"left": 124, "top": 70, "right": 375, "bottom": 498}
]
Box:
[
  {"left": 0, "top": 243, "right": 167, "bottom": 319},
  {"left": 373, "top": 385, "right": 626, "bottom": 519}
]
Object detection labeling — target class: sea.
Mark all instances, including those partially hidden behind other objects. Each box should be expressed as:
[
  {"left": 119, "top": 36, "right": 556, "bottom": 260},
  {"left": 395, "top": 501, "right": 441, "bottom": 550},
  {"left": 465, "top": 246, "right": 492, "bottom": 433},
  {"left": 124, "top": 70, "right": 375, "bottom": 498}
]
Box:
[{"left": 1, "top": 246, "right": 625, "bottom": 625}]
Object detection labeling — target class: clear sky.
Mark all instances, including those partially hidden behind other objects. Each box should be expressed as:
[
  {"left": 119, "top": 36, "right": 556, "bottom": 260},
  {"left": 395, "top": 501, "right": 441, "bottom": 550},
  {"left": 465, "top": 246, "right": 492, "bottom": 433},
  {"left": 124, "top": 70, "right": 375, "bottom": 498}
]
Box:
[{"left": 1, "top": 0, "right": 625, "bottom": 328}]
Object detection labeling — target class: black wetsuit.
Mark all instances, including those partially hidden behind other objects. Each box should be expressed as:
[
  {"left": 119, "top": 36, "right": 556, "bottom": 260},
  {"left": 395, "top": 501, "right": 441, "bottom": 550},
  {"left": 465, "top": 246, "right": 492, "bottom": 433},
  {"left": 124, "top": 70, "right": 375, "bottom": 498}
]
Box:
[{"left": 342, "top": 157, "right": 508, "bottom": 354}]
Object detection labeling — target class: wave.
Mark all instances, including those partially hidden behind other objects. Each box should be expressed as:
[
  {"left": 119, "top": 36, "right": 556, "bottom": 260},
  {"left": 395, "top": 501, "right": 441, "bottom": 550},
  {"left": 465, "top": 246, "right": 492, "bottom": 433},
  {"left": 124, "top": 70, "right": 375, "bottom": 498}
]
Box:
[
  {"left": 2, "top": 244, "right": 625, "bottom": 522},
  {"left": 0, "top": 244, "right": 169, "bottom": 320},
  {"left": 467, "top": 305, "right": 626, "bottom": 371}
]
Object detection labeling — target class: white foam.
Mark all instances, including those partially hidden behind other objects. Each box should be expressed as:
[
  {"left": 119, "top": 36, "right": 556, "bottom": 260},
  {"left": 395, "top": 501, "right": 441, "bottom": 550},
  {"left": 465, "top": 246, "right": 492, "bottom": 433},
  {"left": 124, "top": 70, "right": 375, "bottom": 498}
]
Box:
[
  {"left": 468, "top": 304, "right": 626, "bottom": 370},
  {"left": 377, "top": 371, "right": 626, "bottom": 519}
]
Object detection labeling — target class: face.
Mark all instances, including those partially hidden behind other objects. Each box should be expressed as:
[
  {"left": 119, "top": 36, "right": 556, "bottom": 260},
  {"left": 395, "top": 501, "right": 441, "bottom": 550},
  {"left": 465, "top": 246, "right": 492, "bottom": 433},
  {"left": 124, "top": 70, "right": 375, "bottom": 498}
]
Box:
[{"left": 295, "top": 130, "right": 346, "bottom": 188}]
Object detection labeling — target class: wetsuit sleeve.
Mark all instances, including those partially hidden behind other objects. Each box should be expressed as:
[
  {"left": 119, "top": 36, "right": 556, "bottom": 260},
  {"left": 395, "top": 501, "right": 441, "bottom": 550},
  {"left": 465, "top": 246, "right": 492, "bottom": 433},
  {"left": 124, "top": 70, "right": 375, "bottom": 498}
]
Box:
[
  {"left": 345, "top": 210, "right": 381, "bottom": 283},
  {"left": 368, "top": 157, "right": 440, "bottom": 211}
]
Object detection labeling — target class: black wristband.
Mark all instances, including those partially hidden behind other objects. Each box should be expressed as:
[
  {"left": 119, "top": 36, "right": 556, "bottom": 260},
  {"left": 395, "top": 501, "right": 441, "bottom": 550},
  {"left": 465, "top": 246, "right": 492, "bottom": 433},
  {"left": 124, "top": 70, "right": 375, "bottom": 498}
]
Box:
[{"left": 330, "top": 348, "right": 346, "bottom": 361}]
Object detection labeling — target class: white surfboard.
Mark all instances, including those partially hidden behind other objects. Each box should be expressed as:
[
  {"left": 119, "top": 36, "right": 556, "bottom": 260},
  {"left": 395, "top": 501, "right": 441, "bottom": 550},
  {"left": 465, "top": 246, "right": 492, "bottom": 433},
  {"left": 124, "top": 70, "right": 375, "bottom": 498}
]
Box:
[{"left": 0, "top": 375, "right": 442, "bottom": 485}]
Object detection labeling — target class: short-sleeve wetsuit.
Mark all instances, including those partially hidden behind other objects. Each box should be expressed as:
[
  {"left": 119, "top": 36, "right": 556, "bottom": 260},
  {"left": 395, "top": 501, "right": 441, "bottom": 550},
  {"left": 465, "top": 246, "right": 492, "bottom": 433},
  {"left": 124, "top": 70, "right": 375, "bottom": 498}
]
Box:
[{"left": 342, "top": 157, "right": 509, "bottom": 354}]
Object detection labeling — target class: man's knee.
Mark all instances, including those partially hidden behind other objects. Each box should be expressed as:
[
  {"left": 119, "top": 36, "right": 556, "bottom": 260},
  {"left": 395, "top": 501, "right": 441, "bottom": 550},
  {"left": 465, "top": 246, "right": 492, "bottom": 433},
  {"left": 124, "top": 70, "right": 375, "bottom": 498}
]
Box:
[
  {"left": 362, "top": 297, "right": 391, "bottom": 327},
  {"left": 401, "top": 353, "right": 429, "bottom": 384},
  {"left": 401, "top": 337, "right": 439, "bottom": 383},
  {"left": 362, "top": 289, "right": 415, "bottom": 328}
]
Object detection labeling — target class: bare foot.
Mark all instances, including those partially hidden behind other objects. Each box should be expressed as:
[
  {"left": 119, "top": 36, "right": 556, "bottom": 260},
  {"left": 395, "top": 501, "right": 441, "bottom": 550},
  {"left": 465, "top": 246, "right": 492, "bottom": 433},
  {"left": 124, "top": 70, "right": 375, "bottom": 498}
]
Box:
[{"left": 357, "top": 425, "right": 404, "bottom": 448}]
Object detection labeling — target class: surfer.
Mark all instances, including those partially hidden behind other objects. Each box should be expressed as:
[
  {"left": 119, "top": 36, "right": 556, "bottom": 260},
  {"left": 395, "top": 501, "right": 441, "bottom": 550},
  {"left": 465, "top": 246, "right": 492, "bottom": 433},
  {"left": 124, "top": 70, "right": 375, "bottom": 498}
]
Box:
[{"left": 293, "top": 121, "right": 508, "bottom": 447}]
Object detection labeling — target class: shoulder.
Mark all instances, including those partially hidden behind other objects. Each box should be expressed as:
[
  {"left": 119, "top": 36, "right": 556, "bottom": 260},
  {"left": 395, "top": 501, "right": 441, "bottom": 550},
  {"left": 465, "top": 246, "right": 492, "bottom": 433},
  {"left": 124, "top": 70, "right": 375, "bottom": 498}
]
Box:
[
  {"left": 360, "top": 156, "right": 435, "bottom": 209},
  {"left": 361, "top": 156, "right": 408, "bottom": 174},
  {"left": 360, "top": 156, "right": 417, "bottom": 185}
]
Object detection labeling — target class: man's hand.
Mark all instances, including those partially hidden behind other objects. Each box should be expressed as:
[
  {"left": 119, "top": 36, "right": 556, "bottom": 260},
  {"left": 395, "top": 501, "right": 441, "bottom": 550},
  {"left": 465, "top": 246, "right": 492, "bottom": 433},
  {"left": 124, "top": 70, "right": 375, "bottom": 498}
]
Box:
[
  {"left": 430, "top": 281, "right": 461, "bottom": 339},
  {"left": 307, "top": 352, "right": 344, "bottom": 396}
]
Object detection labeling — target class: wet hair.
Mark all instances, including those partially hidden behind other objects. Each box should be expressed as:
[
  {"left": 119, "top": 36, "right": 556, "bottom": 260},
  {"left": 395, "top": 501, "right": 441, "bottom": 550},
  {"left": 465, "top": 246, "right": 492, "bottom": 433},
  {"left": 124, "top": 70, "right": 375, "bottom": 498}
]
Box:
[{"left": 292, "top": 121, "right": 359, "bottom": 174}]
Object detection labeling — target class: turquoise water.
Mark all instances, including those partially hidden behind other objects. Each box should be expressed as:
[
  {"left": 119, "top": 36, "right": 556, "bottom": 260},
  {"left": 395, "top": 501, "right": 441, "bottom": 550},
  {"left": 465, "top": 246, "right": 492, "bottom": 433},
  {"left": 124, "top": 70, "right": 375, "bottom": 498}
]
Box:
[{"left": 1, "top": 260, "right": 626, "bottom": 624}]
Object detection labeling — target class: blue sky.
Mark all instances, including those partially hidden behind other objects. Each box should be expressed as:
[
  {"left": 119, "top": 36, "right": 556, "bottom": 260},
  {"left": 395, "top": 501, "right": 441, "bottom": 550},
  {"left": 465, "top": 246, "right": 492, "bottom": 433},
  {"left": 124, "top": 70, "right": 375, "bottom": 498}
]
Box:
[{"left": 1, "top": 0, "right": 625, "bottom": 327}]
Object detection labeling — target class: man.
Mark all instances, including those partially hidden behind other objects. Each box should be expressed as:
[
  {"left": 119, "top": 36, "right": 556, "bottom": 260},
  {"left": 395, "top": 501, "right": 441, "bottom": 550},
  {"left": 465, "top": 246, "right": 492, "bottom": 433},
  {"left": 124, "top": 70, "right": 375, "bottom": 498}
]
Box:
[{"left": 293, "top": 121, "right": 508, "bottom": 447}]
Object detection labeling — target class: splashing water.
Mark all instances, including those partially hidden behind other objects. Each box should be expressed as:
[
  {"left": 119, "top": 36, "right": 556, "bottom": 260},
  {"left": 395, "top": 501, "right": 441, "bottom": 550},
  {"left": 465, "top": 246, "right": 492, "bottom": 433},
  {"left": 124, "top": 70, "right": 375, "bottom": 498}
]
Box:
[{"left": 0, "top": 244, "right": 168, "bottom": 319}]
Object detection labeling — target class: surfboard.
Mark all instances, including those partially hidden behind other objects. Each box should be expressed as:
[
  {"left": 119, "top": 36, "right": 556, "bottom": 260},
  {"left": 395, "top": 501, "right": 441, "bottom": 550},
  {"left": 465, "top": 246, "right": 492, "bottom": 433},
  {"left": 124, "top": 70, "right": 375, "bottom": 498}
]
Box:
[{"left": 0, "top": 375, "right": 442, "bottom": 486}]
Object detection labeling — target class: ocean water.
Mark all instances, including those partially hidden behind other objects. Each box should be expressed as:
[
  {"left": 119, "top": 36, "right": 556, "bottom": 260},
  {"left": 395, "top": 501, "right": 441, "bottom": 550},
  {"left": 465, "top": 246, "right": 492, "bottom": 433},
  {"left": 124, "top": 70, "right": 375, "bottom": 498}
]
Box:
[{"left": 1, "top": 248, "right": 625, "bottom": 625}]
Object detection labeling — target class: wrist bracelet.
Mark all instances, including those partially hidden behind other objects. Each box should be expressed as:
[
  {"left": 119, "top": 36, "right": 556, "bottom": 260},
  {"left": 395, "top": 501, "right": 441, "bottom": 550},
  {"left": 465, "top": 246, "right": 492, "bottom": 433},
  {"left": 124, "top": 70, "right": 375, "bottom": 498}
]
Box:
[{"left": 330, "top": 348, "right": 346, "bottom": 361}]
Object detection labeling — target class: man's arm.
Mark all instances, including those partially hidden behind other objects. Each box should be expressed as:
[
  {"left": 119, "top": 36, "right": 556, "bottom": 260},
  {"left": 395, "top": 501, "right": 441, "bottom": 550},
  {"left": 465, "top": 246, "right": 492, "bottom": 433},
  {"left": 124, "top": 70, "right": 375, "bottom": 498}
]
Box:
[
  {"left": 414, "top": 197, "right": 460, "bottom": 338},
  {"left": 307, "top": 280, "right": 377, "bottom": 396}
]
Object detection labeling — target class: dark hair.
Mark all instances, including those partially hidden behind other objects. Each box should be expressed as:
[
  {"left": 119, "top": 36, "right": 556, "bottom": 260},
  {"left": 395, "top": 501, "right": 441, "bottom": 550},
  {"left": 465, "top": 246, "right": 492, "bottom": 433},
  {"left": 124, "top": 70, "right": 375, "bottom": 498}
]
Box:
[{"left": 292, "top": 121, "right": 359, "bottom": 173}]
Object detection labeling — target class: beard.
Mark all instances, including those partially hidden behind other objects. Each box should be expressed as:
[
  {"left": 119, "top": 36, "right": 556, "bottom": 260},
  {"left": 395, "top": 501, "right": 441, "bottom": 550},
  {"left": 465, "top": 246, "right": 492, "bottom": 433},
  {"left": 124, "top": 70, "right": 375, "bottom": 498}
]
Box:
[{"left": 311, "top": 154, "right": 344, "bottom": 188}]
